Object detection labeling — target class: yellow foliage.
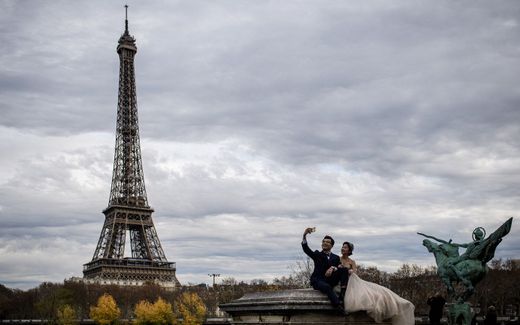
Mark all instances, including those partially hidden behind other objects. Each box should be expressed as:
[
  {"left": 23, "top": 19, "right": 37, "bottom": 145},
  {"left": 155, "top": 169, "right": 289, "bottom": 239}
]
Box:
[
  {"left": 134, "top": 297, "right": 175, "bottom": 325},
  {"left": 177, "top": 292, "right": 206, "bottom": 325},
  {"left": 57, "top": 304, "right": 77, "bottom": 325},
  {"left": 90, "top": 293, "right": 121, "bottom": 325},
  {"left": 134, "top": 300, "right": 153, "bottom": 324}
]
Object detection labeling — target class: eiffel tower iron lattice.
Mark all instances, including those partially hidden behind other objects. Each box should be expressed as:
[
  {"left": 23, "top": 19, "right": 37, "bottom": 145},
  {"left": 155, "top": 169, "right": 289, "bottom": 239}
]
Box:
[{"left": 83, "top": 7, "right": 179, "bottom": 288}]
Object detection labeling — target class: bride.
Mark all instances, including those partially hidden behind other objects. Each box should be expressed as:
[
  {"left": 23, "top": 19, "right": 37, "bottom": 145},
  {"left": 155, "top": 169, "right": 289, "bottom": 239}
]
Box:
[{"left": 339, "top": 241, "right": 415, "bottom": 325}]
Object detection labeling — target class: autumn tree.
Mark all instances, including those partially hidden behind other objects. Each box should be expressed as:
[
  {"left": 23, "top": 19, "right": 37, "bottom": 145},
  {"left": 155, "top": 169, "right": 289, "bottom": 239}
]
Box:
[
  {"left": 473, "top": 258, "right": 520, "bottom": 315},
  {"left": 134, "top": 297, "right": 176, "bottom": 325},
  {"left": 357, "top": 265, "right": 389, "bottom": 285},
  {"left": 134, "top": 300, "right": 153, "bottom": 325},
  {"left": 289, "top": 256, "right": 313, "bottom": 287},
  {"left": 35, "top": 282, "right": 73, "bottom": 321},
  {"left": 177, "top": 292, "right": 206, "bottom": 325},
  {"left": 57, "top": 304, "right": 78, "bottom": 325},
  {"left": 90, "top": 293, "right": 121, "bottom": 325}
]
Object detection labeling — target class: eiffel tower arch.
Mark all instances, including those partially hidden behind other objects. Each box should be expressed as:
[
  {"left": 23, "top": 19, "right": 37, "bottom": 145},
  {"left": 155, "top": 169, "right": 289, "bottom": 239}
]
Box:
[{"left": 82, "top": 7, "right": 180, "bottom": 288}]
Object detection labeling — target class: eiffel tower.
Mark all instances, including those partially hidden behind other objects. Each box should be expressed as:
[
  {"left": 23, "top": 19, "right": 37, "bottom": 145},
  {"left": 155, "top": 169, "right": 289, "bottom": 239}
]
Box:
[{"left": 83, "top": 7, "right": 180, "bottom": 288}]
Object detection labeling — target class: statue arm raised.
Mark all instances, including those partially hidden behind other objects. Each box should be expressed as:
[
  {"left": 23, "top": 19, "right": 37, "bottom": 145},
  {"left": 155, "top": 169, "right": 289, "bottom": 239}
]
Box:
[{"left": 417, "top": 232, "right": 449, "bottom": 244}]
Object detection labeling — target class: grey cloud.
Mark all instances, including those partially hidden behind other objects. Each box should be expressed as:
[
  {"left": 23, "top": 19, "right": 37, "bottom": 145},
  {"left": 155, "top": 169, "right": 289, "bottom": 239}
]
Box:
[{"left": 1, "top": 1, "right": 519, "bottom": 289}]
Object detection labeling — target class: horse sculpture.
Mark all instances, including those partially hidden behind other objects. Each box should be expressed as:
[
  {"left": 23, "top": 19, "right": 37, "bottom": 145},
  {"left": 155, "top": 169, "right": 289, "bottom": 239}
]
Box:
[
  {"left": 419, "top": 217, "right": 512, "bottom": 302},
  {"left": 422, "top": 239, "right": 486, "bottom": 301}
]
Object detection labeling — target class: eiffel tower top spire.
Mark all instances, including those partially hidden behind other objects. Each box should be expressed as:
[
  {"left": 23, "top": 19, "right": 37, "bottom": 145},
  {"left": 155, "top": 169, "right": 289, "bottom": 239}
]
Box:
[{"left": 118, "top": 5, "right": 136, "bottom": 50}]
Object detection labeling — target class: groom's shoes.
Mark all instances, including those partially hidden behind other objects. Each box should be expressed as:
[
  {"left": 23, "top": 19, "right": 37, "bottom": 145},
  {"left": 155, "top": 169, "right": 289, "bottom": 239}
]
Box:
[{"left": 334, "top": 304, "right": 348, "bottom": 316}]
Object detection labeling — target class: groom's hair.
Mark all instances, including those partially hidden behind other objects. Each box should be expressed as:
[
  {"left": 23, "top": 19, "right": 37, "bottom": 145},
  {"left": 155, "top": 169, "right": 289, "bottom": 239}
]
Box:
[{"left": 323, "top": 235, "right": 335, "bottom": 246}]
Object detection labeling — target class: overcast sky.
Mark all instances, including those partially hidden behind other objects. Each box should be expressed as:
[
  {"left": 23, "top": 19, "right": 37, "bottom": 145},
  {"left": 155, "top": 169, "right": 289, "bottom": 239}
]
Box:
[{"left": 1, "top": 1, "right": 519, "bottom": 290}]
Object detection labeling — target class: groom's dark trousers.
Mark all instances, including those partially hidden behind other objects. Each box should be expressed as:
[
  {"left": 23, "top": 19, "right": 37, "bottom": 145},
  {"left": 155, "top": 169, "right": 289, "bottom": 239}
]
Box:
[{"left": 302, "top": 240, "right": 349, "bottom": 306}]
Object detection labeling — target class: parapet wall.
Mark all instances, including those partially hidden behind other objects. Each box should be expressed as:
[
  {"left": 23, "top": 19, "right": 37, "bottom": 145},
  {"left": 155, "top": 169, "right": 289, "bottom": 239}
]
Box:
[{"left": 220, "top": 288, "right": 393, "bottom": 325}]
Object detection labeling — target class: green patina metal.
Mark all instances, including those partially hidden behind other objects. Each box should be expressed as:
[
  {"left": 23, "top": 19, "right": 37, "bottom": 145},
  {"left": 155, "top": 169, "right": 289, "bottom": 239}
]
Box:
[
  {"left": 448, "top": 302, "right": 472, "bottom": 325},
  {"left": 418, "top": 218, "right": 513, "bottom": 325}
]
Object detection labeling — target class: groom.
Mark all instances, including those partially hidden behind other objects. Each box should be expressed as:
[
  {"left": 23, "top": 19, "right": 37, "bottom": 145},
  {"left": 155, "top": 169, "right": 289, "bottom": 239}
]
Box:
[{"left": 302, "top": 227, "right": 349, "bottom": 309}]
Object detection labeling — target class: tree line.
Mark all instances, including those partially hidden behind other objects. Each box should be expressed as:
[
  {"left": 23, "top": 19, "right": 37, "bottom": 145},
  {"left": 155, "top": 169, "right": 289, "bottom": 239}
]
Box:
[{"left": 0, "top": 258, "right": 518, "bottom": 323}]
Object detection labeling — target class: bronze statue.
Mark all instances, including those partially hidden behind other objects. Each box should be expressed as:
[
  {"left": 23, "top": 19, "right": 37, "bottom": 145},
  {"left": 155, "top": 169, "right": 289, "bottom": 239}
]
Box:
[{"left": 418, "top": 217, "right": 512, "bottom": 303}]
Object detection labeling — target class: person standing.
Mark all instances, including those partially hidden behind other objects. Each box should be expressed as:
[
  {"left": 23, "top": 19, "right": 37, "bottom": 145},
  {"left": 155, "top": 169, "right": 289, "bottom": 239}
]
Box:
[
  {"left": 484, "top": 306, "right": 497, "bottom": 325},
  {"left": 427, "top": 292, "right": 446, "bottom": 325},
  {"left": 301, "top": 227, "right": 348, "bottom": 309}
]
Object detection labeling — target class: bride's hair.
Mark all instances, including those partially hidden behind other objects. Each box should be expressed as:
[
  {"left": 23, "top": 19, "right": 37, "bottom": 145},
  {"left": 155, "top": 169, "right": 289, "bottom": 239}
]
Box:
[{"left": 342, "top": 241, "right": 354, "bottom": 255}]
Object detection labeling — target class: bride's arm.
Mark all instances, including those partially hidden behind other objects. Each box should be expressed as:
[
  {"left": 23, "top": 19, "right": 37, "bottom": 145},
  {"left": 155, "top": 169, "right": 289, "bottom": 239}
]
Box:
[{"left": 350, "top": 260, "right": 358, "bottom": 274}]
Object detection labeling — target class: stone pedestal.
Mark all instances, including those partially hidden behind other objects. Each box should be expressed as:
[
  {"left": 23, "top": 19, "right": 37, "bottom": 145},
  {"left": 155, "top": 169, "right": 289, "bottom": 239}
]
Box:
[{"left": 220, "top": 289, "right": 392, "bottom": 325}]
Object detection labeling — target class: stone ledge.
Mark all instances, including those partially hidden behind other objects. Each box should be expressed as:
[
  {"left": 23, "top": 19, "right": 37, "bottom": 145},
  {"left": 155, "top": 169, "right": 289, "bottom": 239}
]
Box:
[{"left": 220, "top": 289, "right": 392, "bottom": 325}]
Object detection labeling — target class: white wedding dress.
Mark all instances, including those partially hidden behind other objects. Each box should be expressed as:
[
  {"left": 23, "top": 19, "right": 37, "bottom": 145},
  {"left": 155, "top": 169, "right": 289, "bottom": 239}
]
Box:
[{"left": 344, "top": 273, "right": 415, "bottom": 325}]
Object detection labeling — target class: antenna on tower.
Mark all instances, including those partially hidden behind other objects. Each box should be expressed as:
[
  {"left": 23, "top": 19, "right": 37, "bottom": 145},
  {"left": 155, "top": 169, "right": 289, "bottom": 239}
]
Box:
[{"left": 124, "top": 5, "right": 129, "bottom": 33}]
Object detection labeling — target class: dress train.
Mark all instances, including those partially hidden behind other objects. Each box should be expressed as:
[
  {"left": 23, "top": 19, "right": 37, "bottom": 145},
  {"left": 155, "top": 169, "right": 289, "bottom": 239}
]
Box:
[{"left": 344, "top": 273, "right": 415, "bottom": 325}]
